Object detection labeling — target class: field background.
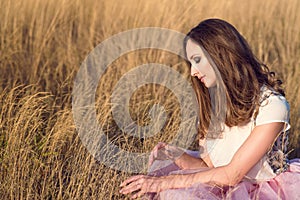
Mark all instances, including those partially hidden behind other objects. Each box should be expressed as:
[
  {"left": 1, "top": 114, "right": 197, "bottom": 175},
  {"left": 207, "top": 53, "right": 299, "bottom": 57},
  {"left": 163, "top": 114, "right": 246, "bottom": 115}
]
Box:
[{"left": 0, "top": 0, "right": 299, "bottom": 199}]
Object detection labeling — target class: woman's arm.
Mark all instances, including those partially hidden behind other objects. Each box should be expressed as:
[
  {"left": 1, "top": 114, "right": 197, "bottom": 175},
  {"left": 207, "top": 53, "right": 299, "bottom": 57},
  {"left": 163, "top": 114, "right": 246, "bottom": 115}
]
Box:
[
  {"left": 120, "top": 122, "right": 284, "bottom": 198},
  {"left": 172, "top": 121, "right": 285, "bottom": 187},
  {"left": 175, "top": 153, "right": 212, "bottom": 169},
  {"left": 148, "top": 142, "right": 212, "bottom": 169}
]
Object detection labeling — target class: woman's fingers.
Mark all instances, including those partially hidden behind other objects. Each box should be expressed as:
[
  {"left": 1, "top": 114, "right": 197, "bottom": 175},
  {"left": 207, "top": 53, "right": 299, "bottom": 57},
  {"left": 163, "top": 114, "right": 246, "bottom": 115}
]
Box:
[
  {"left": 120, "top": 175, "right": 147, "bottom": 196},
  {"left": 165, "top": 145, "right": 184, "bottom": 159},
  {"left": 120, "top": 175, "right": 144, "bottom": 187},
  {"left": 148, "top": 142, "right": 186, "bottom": 169},
  {"left": 131, "top": 189, "right": 145, "bottom": 199},
  {"left": 120, "top": 175, "right": 161, "bottom": 198},
  {"left": 120, "top": 181, "right": 141, "bottom": 195},
  {"left": 148, "top": 142, "right": 168, "bottom": 167},
  {"left": 153, "top": 142, "right": 168, "bottom": 157}
]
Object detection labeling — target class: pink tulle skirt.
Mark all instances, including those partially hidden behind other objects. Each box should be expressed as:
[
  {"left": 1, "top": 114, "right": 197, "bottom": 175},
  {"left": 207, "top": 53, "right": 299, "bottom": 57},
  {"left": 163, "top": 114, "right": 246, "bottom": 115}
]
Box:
[{"left": 144, "top": 150, "right": 300, "bottom": 200}]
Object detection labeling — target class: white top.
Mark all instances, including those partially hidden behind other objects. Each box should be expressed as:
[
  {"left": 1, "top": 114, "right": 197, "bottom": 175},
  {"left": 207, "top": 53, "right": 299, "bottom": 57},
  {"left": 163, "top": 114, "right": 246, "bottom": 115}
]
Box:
[{"left": 201, "top": 86, "right": 290, "bottom": 181}]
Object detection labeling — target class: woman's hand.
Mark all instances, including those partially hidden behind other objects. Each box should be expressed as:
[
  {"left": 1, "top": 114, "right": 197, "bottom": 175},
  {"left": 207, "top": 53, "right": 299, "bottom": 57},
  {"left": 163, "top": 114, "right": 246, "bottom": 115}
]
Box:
[
  {"left": 148, "top": 142, "right": 208, "bottom": 170},
  {"left": 119, "top": 174, "right": 173, "bottom": 199},
  {"left": 148, "top": 142, "right": 185, "bottom": 167}
]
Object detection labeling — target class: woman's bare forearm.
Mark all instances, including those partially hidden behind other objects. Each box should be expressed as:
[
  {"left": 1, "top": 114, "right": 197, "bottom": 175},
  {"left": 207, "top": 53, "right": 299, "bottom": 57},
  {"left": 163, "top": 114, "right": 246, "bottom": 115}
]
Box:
[{"left": 175, "top": 152, "right": 208, "bottom": 170}]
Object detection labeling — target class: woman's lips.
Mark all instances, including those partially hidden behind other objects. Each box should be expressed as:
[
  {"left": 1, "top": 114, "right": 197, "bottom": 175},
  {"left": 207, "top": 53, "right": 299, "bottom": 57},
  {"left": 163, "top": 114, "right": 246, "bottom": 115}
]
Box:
[{"left": 200, "top": 75, "right": 206, "bottom": 83}]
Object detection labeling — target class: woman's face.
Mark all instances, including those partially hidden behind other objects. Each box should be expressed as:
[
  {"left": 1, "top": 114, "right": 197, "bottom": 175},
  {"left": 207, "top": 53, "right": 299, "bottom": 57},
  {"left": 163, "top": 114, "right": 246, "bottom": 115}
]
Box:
[{"left": 186, "top": 39, "right": 217, "bottom": 88}]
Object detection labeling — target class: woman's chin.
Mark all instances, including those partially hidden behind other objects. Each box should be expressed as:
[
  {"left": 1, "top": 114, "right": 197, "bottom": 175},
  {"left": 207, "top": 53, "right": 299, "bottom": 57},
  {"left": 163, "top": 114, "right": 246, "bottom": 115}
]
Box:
[{"left": 205, "top": 82, "right": 217, "bottom": 89}]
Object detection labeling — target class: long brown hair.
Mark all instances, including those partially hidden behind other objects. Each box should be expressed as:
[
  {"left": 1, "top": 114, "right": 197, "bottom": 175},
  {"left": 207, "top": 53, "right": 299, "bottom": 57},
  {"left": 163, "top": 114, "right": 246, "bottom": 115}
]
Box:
[{"left": 184, "top": 18, "right": 284, "bottom": 139}]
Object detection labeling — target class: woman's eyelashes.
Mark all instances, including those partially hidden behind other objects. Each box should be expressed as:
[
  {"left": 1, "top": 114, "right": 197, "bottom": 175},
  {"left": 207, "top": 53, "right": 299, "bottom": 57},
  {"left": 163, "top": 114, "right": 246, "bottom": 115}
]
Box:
[{"left": 193, "top": 56, "right": 201, "bottom": 64}]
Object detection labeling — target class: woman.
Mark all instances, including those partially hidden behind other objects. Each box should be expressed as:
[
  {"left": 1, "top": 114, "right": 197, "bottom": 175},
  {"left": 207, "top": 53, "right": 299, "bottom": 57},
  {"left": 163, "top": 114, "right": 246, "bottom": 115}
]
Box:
[{"left": 119, "top": 18, "right": 300, "bottom": 199}]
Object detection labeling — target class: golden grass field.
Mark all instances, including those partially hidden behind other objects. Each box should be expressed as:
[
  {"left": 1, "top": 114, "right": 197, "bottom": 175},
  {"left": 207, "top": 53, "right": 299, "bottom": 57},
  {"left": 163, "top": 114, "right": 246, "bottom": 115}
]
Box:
[{"left": 0, "top": 0, "right": 299, "bottom": 199}]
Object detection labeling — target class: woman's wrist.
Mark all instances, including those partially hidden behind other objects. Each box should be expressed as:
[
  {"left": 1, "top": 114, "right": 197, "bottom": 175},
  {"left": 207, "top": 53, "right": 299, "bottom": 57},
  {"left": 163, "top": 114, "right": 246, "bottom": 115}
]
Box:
[
  {"left": 174, "top": 153, "right": 207, "bottom": 170},
  {"left": 173, "top": 152, "right": 187, "bottom": 169},
  {"left": 163, "top": 173, "right": 195, "bottom": 190}
]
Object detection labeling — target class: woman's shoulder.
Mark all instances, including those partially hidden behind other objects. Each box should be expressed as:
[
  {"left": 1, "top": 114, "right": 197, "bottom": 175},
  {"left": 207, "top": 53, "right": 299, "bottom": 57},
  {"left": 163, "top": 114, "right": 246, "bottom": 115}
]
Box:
[
  {"left": 259, "top": 85, "right": 286, "bottom": 101},
  {"left": 259, "top": 85, "right": 289, "bottom": 109},
  {"left": 255, "top": 85, "right": 290, "bottom": 129}
]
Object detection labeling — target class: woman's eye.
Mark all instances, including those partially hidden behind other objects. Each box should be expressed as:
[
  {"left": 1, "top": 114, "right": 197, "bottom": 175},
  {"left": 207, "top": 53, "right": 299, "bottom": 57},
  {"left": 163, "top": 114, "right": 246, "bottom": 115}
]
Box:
[{"left": 194, "top": 57, "right": 201, "bottom": 64}]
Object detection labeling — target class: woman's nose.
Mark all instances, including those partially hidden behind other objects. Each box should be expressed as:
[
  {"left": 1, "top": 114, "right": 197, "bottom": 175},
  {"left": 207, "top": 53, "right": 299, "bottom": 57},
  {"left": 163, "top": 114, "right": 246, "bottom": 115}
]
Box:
[{"left": 191, "top": 66, "right": 199, "bottom": 77}]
